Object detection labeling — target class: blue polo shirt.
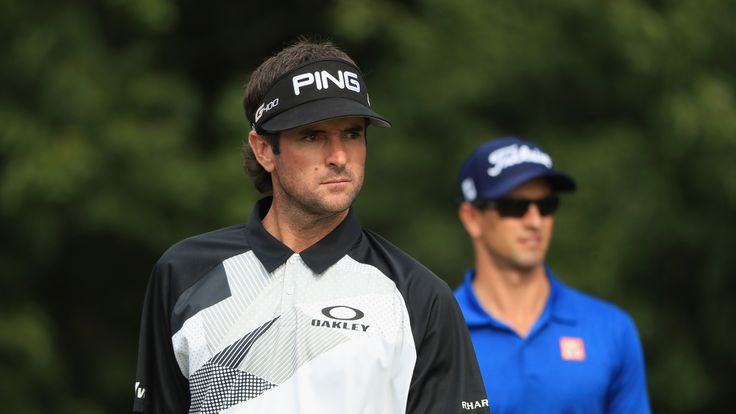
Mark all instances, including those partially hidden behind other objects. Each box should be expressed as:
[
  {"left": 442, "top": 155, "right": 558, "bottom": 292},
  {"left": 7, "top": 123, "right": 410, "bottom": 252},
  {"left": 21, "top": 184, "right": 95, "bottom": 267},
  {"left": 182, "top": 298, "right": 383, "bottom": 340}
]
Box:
[{"left": 454, "top": 268, "right": 651, "bottom": 414}]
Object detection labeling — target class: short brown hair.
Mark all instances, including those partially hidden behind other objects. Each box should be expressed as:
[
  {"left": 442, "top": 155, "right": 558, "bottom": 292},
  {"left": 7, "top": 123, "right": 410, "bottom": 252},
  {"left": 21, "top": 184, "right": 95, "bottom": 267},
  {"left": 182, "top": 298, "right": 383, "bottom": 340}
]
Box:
[{"left": 242, "top": 38, "right": 357, "bottom": 194}]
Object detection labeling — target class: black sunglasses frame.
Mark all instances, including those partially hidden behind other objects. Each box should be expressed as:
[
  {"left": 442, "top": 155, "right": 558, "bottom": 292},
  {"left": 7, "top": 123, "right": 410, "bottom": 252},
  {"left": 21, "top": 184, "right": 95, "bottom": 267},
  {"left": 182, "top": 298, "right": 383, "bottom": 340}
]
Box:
[{"left": 473, "top": 195, "right": 560, "bottom": 218}]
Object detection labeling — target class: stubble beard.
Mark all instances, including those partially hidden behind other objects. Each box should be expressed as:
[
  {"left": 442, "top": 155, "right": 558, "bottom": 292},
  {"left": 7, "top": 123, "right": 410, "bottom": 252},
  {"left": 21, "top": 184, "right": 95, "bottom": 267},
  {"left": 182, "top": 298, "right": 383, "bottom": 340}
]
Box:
[{"left": 274, "top": 168, "right": 364, "bottom": 221}]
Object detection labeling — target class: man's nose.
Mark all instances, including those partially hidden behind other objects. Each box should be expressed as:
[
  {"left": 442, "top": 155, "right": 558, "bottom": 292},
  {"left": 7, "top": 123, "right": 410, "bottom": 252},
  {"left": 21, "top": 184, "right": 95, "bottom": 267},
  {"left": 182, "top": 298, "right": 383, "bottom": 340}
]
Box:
[
  {"left": 522, "top": 203, "right": 543, "bottom": 228},
  {"left": 325, "top": 135, "right": 347, "bottom": 167}
]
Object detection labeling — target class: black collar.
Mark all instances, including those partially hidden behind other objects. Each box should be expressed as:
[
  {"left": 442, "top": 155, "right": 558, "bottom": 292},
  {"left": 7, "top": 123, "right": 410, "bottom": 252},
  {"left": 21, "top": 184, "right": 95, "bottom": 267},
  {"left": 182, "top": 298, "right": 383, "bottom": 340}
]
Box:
[{"left": 244, "top": 197, "right": 363, "bottom": 274}]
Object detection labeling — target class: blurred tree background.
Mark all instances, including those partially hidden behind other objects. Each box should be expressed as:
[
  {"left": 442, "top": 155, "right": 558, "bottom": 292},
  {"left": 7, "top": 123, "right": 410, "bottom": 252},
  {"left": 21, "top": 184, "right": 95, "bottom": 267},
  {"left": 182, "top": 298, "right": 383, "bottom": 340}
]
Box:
[{"left": 1, "top": 0, "right": 734, "bottom": 412}]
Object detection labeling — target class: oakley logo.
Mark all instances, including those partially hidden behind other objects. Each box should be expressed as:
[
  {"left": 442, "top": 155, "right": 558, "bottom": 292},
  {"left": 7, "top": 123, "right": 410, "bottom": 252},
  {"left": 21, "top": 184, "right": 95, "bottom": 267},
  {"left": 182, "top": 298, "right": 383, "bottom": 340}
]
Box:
[
  {"left": 321, "top": 305, "right": 364, "bottom": 321},
  {"left": 312, "top": 305, "right": 370, "bottom": 332},
  {"left": 255, "top": 98, "right": 279, "bottom": 123},
  {"left": 488, "top": 144, "right": 552, "bottom": 177},
  {"left": 292, "top": 70, "right": 360, "bottom": 96}
]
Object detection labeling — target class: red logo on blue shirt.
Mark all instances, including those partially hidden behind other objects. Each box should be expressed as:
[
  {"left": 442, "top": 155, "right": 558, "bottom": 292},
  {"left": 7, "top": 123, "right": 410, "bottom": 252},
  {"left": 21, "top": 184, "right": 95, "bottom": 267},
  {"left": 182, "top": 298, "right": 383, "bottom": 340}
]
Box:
[{"left": 559, "top": 337, "right": 586, "bottom": 361}]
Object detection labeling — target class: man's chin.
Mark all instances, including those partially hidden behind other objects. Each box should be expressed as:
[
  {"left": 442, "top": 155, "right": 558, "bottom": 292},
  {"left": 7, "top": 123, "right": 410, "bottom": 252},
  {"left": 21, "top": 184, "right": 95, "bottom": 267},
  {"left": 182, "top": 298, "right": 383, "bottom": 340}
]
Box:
[
  {"left": 323, "top": 187, "right": 360, "bottom": 205},
  {"left": 512, "top": 258, "right": 546, "bottom": 274},
  {"left": 305, "top": 192, "right": 358, "bottom": 215},
  {"left": 319, "top": 198, "right": 355, "bottom": 214}
]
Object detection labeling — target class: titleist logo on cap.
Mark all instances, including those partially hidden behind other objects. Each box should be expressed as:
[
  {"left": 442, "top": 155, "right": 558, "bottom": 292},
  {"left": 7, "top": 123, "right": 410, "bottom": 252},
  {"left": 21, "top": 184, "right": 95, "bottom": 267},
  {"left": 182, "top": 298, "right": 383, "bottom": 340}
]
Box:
[
  {"left": 487, "top": 144, "right": 553, "bottom": 177},
  {"left": 457, "top": 137, "right": 576, "bottom": 202}
]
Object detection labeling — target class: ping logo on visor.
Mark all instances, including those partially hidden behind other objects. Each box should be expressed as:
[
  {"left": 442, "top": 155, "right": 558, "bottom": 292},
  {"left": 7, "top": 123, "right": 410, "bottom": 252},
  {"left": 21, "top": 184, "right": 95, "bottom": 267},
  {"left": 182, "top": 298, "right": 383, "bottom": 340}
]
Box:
[
  {"left": 253, "top": 59, "right": 391, "bottom": 134},
  {"left": 292, "top": 70, "right": 361, "bottom": 96}
]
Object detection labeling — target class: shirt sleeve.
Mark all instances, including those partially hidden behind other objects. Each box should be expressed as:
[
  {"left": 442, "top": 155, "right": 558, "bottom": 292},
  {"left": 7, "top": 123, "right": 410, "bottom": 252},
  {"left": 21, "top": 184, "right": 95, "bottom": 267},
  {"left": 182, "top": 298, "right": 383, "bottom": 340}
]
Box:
[
  {"left": 133, "top": 262, "right": 190, "bottom": 413},
  {"left": 606, "top": 312, "right": 651, "bottom": 414},
  {"left": 406, "top": 284, "right": 490, "bottom": 414}
]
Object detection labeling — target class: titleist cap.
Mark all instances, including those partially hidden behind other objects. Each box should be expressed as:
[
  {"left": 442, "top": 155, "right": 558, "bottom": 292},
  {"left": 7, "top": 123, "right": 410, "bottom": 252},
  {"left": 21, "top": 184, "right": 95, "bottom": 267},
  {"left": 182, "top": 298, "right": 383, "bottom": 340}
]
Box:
[
  {"left": 252, "top": 59, "right": 391, "bottom": 134},
  {"left": 458, "top": 137, "right": 577, "bottom": 202}
]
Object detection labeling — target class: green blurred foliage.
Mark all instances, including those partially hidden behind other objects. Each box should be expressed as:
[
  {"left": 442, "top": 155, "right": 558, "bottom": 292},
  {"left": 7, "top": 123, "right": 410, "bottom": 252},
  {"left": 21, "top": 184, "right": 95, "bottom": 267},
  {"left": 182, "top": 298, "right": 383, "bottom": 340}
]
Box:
[{"left": 1, "top": 0, "right": 734, "bottom": 412}]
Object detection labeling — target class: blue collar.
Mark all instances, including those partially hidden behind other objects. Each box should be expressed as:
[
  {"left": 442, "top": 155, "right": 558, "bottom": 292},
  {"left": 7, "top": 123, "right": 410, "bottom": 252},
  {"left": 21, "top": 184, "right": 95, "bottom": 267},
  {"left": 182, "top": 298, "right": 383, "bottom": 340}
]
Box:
[{"left": 460, "top": 267, "right": 577, "bottom": 332}]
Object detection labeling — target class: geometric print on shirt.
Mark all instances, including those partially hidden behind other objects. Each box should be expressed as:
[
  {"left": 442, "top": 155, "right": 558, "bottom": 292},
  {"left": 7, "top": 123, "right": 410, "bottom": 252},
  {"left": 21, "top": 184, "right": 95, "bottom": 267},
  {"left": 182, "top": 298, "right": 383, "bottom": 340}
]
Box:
[{"left": 189, "top": 318, "right": 278, "bottom": 413}]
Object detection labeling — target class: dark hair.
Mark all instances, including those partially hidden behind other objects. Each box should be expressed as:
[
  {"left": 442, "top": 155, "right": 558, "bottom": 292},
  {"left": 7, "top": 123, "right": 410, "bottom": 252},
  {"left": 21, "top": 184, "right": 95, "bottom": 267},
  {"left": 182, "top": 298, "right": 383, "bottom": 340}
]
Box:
[{"left": 242, "top": 37, "right": 357, "bottom": 194}]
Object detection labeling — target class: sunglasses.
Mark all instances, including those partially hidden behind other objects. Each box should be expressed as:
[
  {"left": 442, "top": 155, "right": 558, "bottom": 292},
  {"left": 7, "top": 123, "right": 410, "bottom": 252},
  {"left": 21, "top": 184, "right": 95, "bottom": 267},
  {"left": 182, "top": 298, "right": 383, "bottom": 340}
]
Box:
[{"left": 474, "top": 195, "right": 560, "bottom": 217}]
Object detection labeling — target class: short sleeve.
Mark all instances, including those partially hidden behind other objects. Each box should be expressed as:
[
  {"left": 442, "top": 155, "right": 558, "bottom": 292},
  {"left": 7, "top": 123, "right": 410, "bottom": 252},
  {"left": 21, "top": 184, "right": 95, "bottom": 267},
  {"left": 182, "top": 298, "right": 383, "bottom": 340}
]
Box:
[
  {"left": 606, "top": 312, "right": 651, "bottom": 414},
  {"left": 133, "top": 262, "right": 190, "bottom": 413},
  {"left": 406, "top": 284, "right": 490, "bottom": 414}
]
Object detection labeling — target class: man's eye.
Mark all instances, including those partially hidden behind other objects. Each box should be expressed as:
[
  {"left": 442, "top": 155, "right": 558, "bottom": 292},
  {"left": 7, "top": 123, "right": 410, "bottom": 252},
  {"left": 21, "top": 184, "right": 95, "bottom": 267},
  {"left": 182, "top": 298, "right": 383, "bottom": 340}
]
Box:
[{"left": 302, "top": 133, "right": 318, "bottom": 141}]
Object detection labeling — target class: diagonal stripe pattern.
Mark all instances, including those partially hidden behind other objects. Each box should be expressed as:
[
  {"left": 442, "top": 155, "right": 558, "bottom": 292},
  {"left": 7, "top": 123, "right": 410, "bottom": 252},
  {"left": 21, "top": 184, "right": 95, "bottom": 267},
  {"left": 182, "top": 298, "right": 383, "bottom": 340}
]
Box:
[{"left": 189, "top": 318, "right": 278, "bottom": 413}]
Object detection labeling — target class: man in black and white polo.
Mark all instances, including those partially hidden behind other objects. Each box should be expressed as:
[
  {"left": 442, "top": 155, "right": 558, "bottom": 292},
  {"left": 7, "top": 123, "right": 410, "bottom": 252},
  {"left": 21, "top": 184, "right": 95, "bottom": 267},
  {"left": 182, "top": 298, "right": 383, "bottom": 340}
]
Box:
[{"left": 132, "top": 39, "right": 490, "bottom": 414}]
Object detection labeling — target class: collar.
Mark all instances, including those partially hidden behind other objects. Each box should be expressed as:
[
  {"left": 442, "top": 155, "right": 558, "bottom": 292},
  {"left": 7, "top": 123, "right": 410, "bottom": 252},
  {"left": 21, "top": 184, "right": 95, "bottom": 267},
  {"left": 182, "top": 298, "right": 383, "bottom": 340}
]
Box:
[
  {"left": 460, "top": 266, "right": 577, "bottom": 329},
  {"left": 244, "top": 197, "right": 363, "bottom": 274},
  {"left": 545, "top": 267, "right": 576, "bottom": 324}
]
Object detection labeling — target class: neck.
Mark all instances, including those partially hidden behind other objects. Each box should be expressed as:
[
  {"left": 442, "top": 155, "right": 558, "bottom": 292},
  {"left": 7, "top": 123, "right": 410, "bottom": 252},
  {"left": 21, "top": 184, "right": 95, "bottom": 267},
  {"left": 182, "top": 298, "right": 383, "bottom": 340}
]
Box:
[
  {"left": 472, "top": 252, "right": 550, "bottom": 338},
  {"left": 261, "top": 198, "right": 349, "bottom": 253}
]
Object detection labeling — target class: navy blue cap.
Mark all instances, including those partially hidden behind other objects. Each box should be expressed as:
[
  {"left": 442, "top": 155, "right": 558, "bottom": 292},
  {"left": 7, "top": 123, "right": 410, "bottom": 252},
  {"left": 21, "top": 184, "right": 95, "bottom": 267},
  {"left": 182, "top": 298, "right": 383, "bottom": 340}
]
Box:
[{"left": 458, "top": 137, "right": 576, "bottom": 202}]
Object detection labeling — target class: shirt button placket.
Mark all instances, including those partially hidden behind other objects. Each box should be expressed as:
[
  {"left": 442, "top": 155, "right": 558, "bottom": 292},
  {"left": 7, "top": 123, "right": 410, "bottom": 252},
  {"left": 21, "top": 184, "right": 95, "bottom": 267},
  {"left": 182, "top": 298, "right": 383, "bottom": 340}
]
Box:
[
  {"left": 284, "top": 254, "right": 298, "bottom": 299},
  {"left": 281, "top": 254, "right": 300, "bottom": 357}
]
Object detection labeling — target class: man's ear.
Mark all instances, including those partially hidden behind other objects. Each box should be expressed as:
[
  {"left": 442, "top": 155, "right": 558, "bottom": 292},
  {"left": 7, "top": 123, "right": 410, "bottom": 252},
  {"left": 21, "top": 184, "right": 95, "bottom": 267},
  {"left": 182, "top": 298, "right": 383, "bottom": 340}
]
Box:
[
  {"left": 248, "top": 130, "right": 275, "bottom": 172},
  {"left": 458, "top": 202, "right": 483, "bottom": 239}
]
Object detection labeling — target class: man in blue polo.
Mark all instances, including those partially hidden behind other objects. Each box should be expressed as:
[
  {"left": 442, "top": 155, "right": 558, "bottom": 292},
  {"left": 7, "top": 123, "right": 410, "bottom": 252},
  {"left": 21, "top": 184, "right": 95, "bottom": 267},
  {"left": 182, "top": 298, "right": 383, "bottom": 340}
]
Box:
[{"left": 453, "top": 137, "right": 651, "bottom": 413}]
